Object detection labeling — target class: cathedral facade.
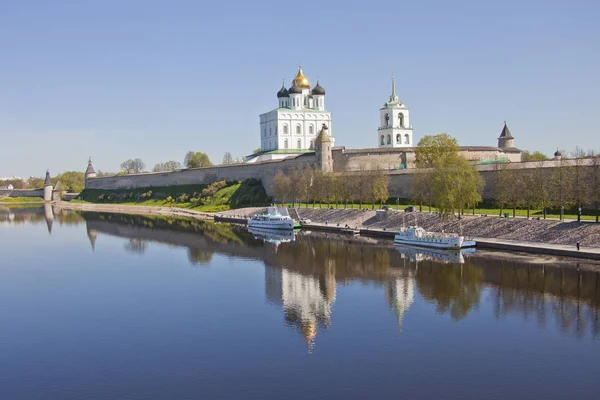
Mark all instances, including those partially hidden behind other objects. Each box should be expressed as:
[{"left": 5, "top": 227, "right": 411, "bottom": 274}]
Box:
[{"left": 258, "top": 66, "right": 333, "bottom": 154}]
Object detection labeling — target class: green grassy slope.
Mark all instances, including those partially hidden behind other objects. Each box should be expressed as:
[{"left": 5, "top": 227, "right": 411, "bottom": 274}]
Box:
[{"left": 74, "top": 179, "right": 270, "bottom": 212}]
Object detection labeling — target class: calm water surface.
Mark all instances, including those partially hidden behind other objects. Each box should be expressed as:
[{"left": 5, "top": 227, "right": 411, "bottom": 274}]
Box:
[{"left": 0, "top": 206, "right": 599, "bottom": 400}]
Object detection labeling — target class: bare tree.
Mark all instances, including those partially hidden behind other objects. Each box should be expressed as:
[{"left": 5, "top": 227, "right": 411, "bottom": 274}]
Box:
[
  {"left": 272, "top": 171, "right": 290, "bottom": 206},
  {"left": 120, "top": 158, "right": 145, "bottom": 174},
  {"left": 287, "top": 167, "right": 303, "bottom": 208},
  {"left": 153, "top": 161, "right": 181, "bottom": 172},
  {"left": 222, "top": 152, "right": 234, "bottom": 165},
  {"left": 570, "top": 146, "right": 589, "bottom": 222},
  {"left": 589, "top": 152, "right": 600, "bottom": 223},
  {"left": 549, "top": 156, "right": 574, "bottom": 220},
  {"left": 300, "top": 166, "right": 313, "bottom": 207}
]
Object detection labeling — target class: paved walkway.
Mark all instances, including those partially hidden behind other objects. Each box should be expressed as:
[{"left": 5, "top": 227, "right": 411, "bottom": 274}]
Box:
[{"left": 474, "top": 237, "right": 600, "bottom": 260}]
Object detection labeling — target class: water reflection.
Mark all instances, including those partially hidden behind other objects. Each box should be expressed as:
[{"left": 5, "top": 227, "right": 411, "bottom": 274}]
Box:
[
  {"left": 5, "top": 208, "right": 599, "bottom": 341},
  {"left": 248, "top": 226, "right": 295, "bottom": 247},
  {"left": 395, "top": 244, "right": 474, "bottom": 264},
  {"left": 265, "top": 266, "right": 335, "bottom": 351},
  {"left": 385, "top": 276, "right": 415, "bottom": 330}
]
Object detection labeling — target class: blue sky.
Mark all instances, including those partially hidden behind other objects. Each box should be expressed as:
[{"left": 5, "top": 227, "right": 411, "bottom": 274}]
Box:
[{"left": 1, "top": 0, "right": 599, "bottom": 177}]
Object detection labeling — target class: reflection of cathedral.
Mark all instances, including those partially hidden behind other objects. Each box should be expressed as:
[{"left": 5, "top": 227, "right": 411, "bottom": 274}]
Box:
[
  {"left": 265, "top": 265, "right": 336, "bottom": 350},
  {"left": 385, "top": 276, "right": 415, "bottom": 330}
]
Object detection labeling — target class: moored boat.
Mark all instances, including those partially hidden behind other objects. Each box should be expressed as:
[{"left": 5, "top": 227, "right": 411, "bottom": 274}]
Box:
[
  {"left": 247, "top": 207, "right": 300, "bottom": 230},
  {"left": 394, "top": 226, "right": 476, "bottom": 250}
]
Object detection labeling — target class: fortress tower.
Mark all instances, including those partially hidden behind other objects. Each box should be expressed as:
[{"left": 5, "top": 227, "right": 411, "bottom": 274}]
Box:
[
  {"left": 314, "top": 124, "right": 333, "bottom": 172},
  {"left": 497, "top": 122, "right": 515, "bottom": 148},
  {"left": 43, "top": 170, "right": 52, "bottom": 202},
  {"left": 378, "top": 76, "right": 413, "bottom": 148}
]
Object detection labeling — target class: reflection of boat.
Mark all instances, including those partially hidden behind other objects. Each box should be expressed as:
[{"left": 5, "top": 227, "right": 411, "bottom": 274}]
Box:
[
  {"left": 248, "top": 226, "right": 296, "bottom": 246},
  {"left": 394, "top": 244, "right": 475, "bottom": 264},
  {"left": 394, "top": 226, "right": 476, "bottom": 249},
  {"left": 248, "top": 207, "right": 299, "bottom": 230}
]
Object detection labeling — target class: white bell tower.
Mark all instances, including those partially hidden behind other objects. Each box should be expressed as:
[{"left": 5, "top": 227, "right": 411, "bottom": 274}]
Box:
[{"left": 377, "top": 75, "right": 413, "bottom": 148}]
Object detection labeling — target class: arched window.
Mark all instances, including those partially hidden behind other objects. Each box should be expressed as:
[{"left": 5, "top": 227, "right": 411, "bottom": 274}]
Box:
[
  {"left": 310, "top": 139, "right": 314, "bottom": 149},
  {"left": 396, "top": 134, "right": 401, "bottom": 144},
  {"left": 387, "top": 134, "right": 391, "bottom": 145},
  {"left": 269, "top": 127, "right": 272, "bottom": 135},
  {"left": 309, "top": 125, "right": 314, "bottom": 134},
  {"left": 283, "top": 125, "right": 288, "bottom": 134},
  {"left": 404, "top": 134, "right": 410, "bottom": 144},
  {"left": 381, "top": 135, "right": 385, "bottom": 145},
  {"left": 284, "top": 139, "right": 288, "bottom": 149},
  {"left": 297, "top": 139, "right": 302, "bottom": 149},
  {"left": 296, "top": 125, "right": 301, "bottom": 134},
  {"left": 263, "top": 128, "right": 266, "bottom": 137},
  {"left": 398, "top": 113, "right": 404, "bottom": 127},
  {"left": 385, "top": 113, "right": 390, "bottom": 126}
]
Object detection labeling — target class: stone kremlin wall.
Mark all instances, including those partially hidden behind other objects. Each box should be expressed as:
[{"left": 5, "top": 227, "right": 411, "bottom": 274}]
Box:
[
  {"left": 86, "top": 146, "right": 580, "bottom": 202},
  {"left": 0, "top": 188, "right": 45, "bottom": 198}
]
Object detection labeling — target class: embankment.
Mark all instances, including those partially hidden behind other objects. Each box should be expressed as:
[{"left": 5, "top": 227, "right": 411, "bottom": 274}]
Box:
[
  {"left": 218, "top": 207, "right": 600, "bottom": 258},
  {"left": 56, "top": 202, "right": 213, "bottom": 220}
]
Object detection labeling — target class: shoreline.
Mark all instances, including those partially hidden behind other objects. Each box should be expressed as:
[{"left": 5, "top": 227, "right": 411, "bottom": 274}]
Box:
[
  {"left": 54, "top": 201, "right": 214, "bottom": 220},
  {"left": 53, "top": 202, "right": 600, "bottom": 261}
]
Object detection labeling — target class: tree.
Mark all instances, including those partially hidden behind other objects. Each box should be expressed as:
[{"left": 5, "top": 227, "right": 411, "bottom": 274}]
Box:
[
  {"left": 152, "top": 161, "right": 181, "bottom": 172},
  {"left": 431, "top": 153, "right": 483, "bottom": 217},
  {"left": 521, "top": 151, "right": 548, "bottom": 162},
  {"left": 287, "top": 167, "right": 304, "bottom": 208},
  {"left": 299, "top": 166, "right": 313, "bottom": 207},
  {"left": 570, "top": 146, "right": 590, "bottom": 222},
  {"left": 272, "top": 171, "right": 290, "bottom": 206},
  {"left": 549, "top": 156, "right": 574, "bottom": 220},
  {"left": 529, "top": 160, "right": 551, "bottom": 219},
  {"left": 493, "top": 162, "right": 512, "bottom": 217},
  {"left": 253, "top": 147, "right": 262, "bottom": 154},
  {"left": 369, "top": 168, "right": 390, "bottom": 208},
  {"left": 52, "top": 171, "right": 85, "bottom": 192},
  {"left": 411, "top": 169, "right": 433, "bottom": 212},
  {"left": 27, "top": 177, "right": 44, "bottom": 189},
  {"left": 415, "top": 134, "right": 459, "bottom": 168},
  {"left": 120, "top": 158, "right": 145, "bottom": 174},
  {"left": 184, "top": 151, "right": 212, "bottom": 168},
  {"left": 222, "top": 152, "right": 234, "bottom": 165},
  {"left": 590, "top": 153, "right": 600, "bottom": 223}
]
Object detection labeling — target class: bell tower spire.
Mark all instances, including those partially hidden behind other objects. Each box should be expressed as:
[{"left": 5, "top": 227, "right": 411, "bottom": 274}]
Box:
[{"left": 378, "top": 75, "right": 413, "bottom": 149}]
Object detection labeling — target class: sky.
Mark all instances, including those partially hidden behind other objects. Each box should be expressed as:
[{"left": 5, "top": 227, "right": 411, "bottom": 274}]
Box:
[{"left": 1, "top": 0, "right": 599, "bottom": 178}]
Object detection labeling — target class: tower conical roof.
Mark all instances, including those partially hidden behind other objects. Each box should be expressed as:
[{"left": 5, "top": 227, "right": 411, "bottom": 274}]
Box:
[
  {"left": 315, "top": 124, "right": 331, "bottom": 143},
  {"left": 44, "top": 170, "right": 52, "bottom": 187},
  {"left": 499, "top": 122, "right": 514, "bottom": 139},
  {"left": 86, "top": 157, "right": 96, "bottom": 175}
]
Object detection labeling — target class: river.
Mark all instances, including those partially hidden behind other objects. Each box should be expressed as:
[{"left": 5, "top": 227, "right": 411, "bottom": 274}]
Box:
[{"left": 0, "top": 205, "right": 599, "bottom": 399}]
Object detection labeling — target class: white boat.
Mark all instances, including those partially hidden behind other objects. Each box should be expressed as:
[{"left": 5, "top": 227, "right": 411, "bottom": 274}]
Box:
[
  {"left": 394, "top": 226, "right": 476, "bottom": 250},
  {"left": 247, "top": 207, "right": 298, "bottom": 230}
]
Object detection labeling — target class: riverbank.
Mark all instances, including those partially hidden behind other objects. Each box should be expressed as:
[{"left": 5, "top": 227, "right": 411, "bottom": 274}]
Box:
[
  {"left": 218, "top": 207, "right": 600, "bottom": 260},
  {"left": 55, "top": 202, "right": 600, "bottom": 260},
  {"left": 55, "top": 201, "right": 213, "bottom": 220}
]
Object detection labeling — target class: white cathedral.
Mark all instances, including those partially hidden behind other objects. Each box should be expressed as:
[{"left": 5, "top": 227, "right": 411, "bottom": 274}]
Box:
[
  {"left": 253, "top": 66, "right": 333, "bottom": 162},
  {"left": 251, "top": 67, "right": 415, "bottom": 163}
]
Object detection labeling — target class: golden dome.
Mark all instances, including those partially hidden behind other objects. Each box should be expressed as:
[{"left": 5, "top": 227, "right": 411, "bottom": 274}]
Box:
[{"left": 293, "top": 66, "right": 311, "bottom": 89}]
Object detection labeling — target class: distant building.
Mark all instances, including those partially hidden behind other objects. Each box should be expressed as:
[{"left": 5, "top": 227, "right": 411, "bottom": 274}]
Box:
[{"left": 4, "top": 183, "right": 14, "bottom": 190}]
